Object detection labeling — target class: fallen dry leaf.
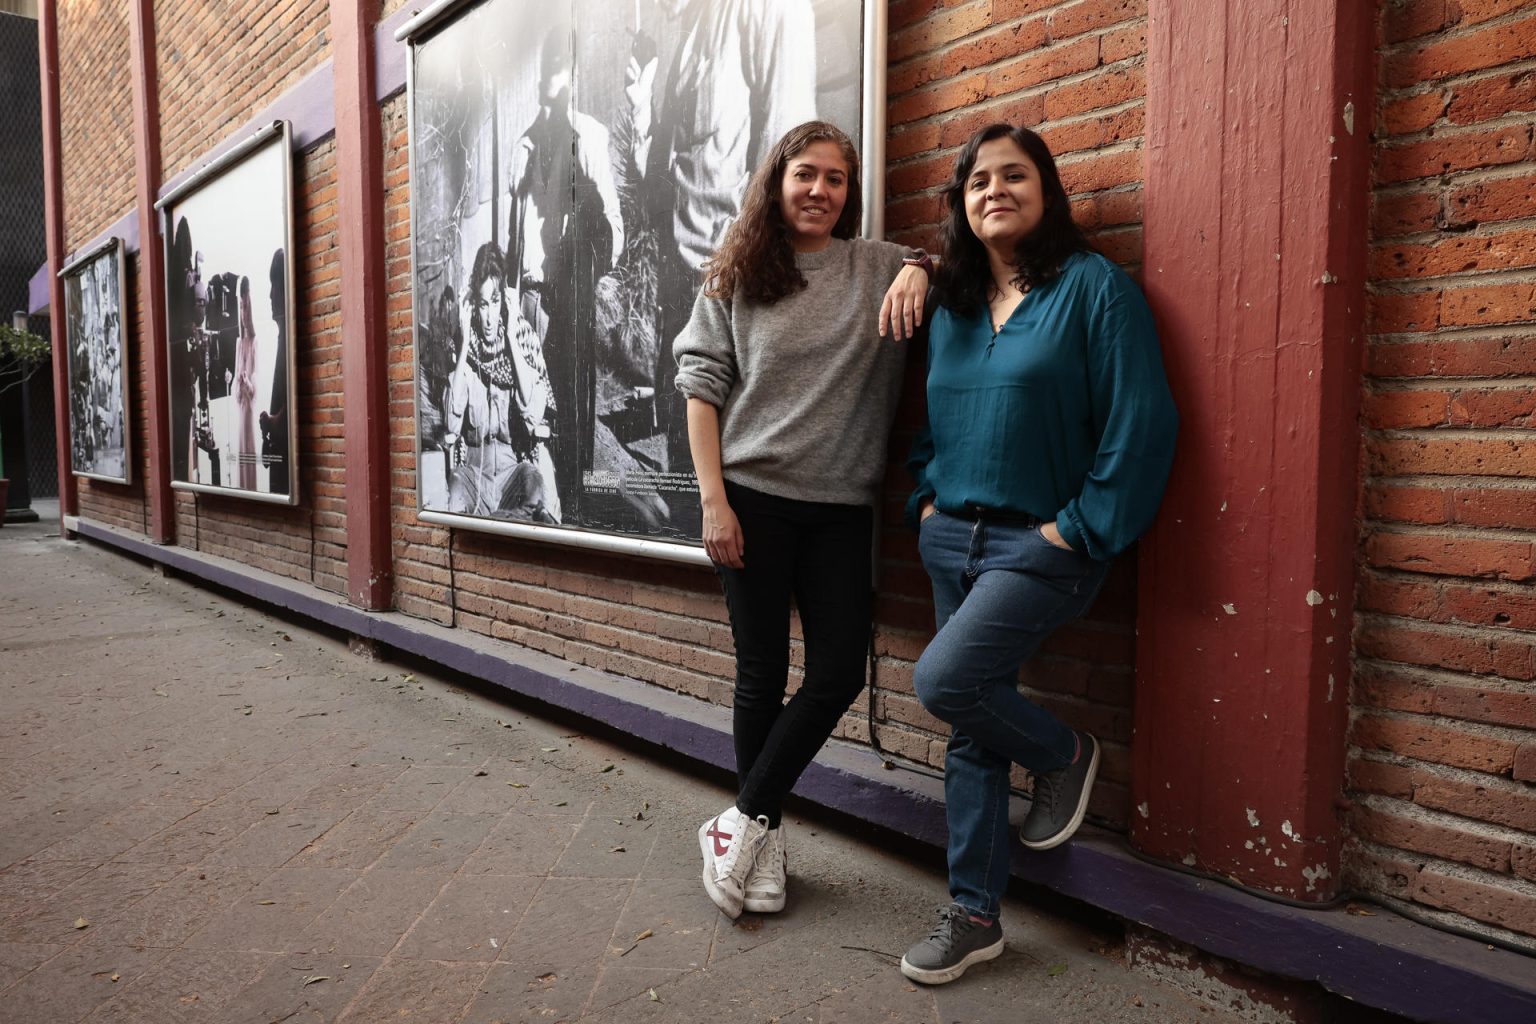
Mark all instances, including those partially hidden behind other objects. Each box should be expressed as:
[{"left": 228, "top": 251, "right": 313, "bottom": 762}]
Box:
[
  {"left": 302, "top": 975, "right": 330, "bottom": 987},
  {"left": 73, "top": 918, "right": 89, "bottom": 930}
]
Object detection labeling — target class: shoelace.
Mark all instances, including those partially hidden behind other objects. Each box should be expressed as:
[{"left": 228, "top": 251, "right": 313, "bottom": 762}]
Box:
[
  {"left": 718, "top": 817, "right": 766, "bottom": 885},
  {"left": 1032, "top": 768, "right": 1062, "bottom": 815},
  {"left": 926, "top": 905, "right": 975, "bottom": 951}
]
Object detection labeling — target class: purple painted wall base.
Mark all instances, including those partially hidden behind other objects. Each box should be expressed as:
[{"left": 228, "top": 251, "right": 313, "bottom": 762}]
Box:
[{"left": 71, "top": 517, "right": 1536, "bottom": 1024}]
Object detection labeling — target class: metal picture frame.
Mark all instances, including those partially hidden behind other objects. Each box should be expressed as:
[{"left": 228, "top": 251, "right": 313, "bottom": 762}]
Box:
[
  {"left": 400, "top": 0, "right": 887, "bottom": 566},
  {"left": 59, "top": 236, "right": 132, "bottom": 485},
  {"left": 156, "top": 120, "right": 300, "bottom": 505}
]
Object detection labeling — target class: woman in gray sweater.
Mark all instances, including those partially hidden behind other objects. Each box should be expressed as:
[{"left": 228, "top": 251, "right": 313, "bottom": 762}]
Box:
[{"left": 673, "top": 120, "right": 931, "bottom": 919}]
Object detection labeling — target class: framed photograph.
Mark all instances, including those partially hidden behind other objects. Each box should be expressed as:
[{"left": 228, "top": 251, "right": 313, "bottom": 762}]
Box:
[
  {"left": 156, "top": 121, "right": 298, "bottom": 504},
  {"left": 60, "top": 238, "right": 132, "bottom": 484},
  {"left": 401, "top": 0, "right": 885, "bottom": 563}
]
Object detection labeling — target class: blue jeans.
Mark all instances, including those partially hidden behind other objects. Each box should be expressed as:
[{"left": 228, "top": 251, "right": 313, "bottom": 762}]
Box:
[{"left": 915, "top": 510, "right": 1110, "bottom": 919}]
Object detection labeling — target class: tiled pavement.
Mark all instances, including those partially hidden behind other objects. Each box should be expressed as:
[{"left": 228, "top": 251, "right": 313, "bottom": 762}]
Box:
[{"left": 0, "top": 517, "right": 1246, "bottom": 1023}]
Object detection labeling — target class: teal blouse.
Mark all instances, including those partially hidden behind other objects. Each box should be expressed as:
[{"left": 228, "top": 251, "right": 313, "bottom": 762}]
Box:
[{"left": 906, "top": 251, "right": 1178, "bottom": 561}]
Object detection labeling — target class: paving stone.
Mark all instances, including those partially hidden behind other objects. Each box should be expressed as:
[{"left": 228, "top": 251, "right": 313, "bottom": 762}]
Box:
[
  {"left": 0, "top": 934, "right": 172, "bottom": 1024},
  {"left": 550, "top": 813, "right": 657, "bottom": 879},
  {"left": 198, "top": 807, "right": 347, "bottom": 868},
  {"left": 333, "top": 957, "right": 488, "bottom": 1024},
  {"left": 0, "top": 858, "right": 99, "bottom": 908},
  {"left": 286, "top": 805, "right": 421, "bottom": 870},
  {"left": 496, "top": 876, "right": 632, "bottom": 965},
  {"left": 115, "top": 801, "right": 265, "bottom": 865},
  {"left": 297, "top": 869, "right": 448, "bottom": 957},
  {"left": 180, "top": 867, "right": 357, "bottom": 953},
  {"left": 288, "top": 764, "right": 404, "bottom": 812},
  {"left": 88, "top": 866, "right": 266, "bottom": 949},
  {"left": 394, "top": 875, "right": 536, "bottom": 962},
  {"left": 366, "top": 764, "right": 476, "bottom": 811},
  {"left": 0, "top": 860, "right": 183, "bottom": 945},
  {"left": 370, "top": 810, "right": 500, "bottom": 873},
  {"left": 461, "top": 962, "right": 600, "bottom": 1024},
  {"left": 0, "top": 941, "right": 63, "bottom": 989},
  {"left": 216, "top": 951, "right": 383, "bottom": 1024},
  {"left": 461, "top": 812, "right": 579, "bottom": 877},
  {"left": 584, "top": 965, "right": 686, "bottom": 1016},
  {"left": 605, "top": 877, "right": 717, "bottom": 971},
  {"left": 78, "top": 948, "right": 270, "bottom": 1023},
  {"left": 805, "top": 964, "right": 939, "bottom": 1023}
]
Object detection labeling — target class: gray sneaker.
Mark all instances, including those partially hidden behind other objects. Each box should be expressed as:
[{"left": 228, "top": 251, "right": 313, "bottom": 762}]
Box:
[
  {"left": 899, "top": 903, "right": 1005, "bottom": 985},
  {"left": 1019, "top": 730, "right": 1099, "bottom": 850}
]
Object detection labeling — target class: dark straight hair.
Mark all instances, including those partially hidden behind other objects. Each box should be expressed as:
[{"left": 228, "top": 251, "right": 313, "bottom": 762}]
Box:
[{"left": 933, "top": 123, "right": 1092, "bottom": 316}]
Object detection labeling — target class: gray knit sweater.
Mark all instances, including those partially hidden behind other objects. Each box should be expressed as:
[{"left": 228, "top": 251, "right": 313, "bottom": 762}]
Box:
[{"left": 673, "top": 237, "right": 911, "bottom": 506}]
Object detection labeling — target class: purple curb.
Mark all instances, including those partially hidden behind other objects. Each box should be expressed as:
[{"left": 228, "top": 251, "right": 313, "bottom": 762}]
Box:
[{"left": 72, "top": 518, "right": 1536, "bottom": 1024}]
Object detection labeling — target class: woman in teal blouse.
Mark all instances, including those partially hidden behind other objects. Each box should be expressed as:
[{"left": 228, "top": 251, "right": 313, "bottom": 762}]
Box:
[{"left": 899, "top": 124, "right": 1178, "bottom": 986}]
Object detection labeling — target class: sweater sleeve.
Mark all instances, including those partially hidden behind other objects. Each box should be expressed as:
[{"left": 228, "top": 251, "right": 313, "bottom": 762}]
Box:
[
  {"left": 672, "top": 286, "right": 737, "bottom": 408},
  {"left": 1056, "top": 266, "right": 1179, "bottom": 559}
]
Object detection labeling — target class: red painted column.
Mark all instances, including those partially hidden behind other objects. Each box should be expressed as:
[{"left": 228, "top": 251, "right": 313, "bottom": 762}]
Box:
[
  {"left": 1134, "top": 1, "right": 1375, "bottom": 901},
  {"left": 129, "top": 0, "right": 175, "bottom": 544},
  {"left": 331, "top": 0, "right": 393, "bottom": 610},
  {"left": 37, "top": 0, "right": 77, "bottom": 529}
]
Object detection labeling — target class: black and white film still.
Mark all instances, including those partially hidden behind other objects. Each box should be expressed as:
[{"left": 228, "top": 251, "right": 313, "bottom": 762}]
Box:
[
  {"left": 160, "top": 123, "right": 298, "bottom": 503},
  {"left": 62, "top": 239, "right": 132, "bottom": 484},
  {"left": 408, "top": 0, "right": 867, "bottom": 549}
]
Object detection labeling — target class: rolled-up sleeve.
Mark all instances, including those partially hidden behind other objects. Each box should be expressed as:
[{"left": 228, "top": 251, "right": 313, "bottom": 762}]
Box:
[{"left": 672, "top": 287, "right": 737, "bottom": 408}]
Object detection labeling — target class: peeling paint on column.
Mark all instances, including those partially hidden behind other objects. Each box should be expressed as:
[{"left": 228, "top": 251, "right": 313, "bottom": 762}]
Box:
[
  {"left": 1343, "top": 100, "right": 1355, "bottom": 135},
  {"left": 1138, "top": 801, "right": 1150, "bottom": 819},
  {"left": 1306, "top": 590, "right": 1324, "bottom": 606},
  {"left": 1302, "top": 863, "right": 1332, "bottom": 892},
  {"left": 1246, "top": 808, "right": 1260, "bottom": 827}
]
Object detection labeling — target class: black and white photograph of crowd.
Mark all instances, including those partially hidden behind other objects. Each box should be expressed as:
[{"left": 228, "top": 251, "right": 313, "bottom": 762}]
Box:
[
  {"left": 64, "top": 241, "right": 130, "bottom": 483},
  {"left": 410, "top": 0, "right": 864, "bottom": 542},
  {"left": 163, "top": 130, "right": 296, "bottom": 502}
]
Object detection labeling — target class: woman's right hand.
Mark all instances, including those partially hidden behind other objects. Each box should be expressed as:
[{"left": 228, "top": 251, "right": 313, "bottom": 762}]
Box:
[
  {"left": 919, "top": 500, "right": 937, "bottom": 523},
  {"left": 702, "top": 497, "right": 745, "bottom": 568}
]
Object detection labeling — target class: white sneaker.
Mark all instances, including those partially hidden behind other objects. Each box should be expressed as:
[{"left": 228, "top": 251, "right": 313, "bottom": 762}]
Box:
[
  {"left": 698, "top": 805, "right": 768, "bottom": 919},
  {"left": 743, "top": 823, "right": 787, "bottom": 913}
]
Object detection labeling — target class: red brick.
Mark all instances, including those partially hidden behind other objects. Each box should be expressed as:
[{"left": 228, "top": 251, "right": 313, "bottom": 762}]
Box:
[
  {"left": 1381, "top": 89, "right": 1448, "bottom": 135},
  {"left": 1446, "top": 68, "right": 1536, "bottom": 125},
  {"left": 1368, "top": 289, "right": 1440, "bottom": 334},
  {"left": 1099, "top": 20, "right": 1146, "bottom": 63},
  {"left": 1513, "top": 844, "right": 1536, "bottom": 884},
  {"left": 1045, "top": 65, "right": 1145, "bottom": 119},
  {"left": 1353, "top": 804, "right": 1511, "bottom": 873},
  {"left": 1362, "top": 388, "right": 1451, "bottom": 428},
  {"left": 1357, "top": 574, "right": 1444, "bottom": 622},
  {"left": 1037, "top": 105, "right": 1145, "bottom": 157},
  {"left": 889, "top": 18, "right": 1052, "bottom": 94},
  {"left": 1058, "top": 148, "right": 1141, "bottom": 195},
  {"left": 1371, "top": 187, "right": 1442, "bottom": 238},
  {"left": 1447, "top": 170, "right": 1536, "bottom": 226},
  {"left": 1376, "top": 123, "right": 1532, "bottom": 183},
  {"left": 1047, "top": 0, "right": 1145, "bottom": 42},
  {"left": 1358, "top": 616, "right": 1536, "bottom": 679},
  {"left": 1433, "top": 685, "right": 1536, "bottom": 730},
  {"left": 1353, "top": 660, "right": 1438, "bottom": 711},
  {"left": 1367, "top": 336, "right": 1536, "bottom": 377},
  {"left": 1450, "top": 484, "right": 1536, "bottom": 531},
  {"left": 936, "top": 92, "right": 1047, "bottom": 147},
  {"left": 1368, "top": 435, "right": 1536, "bottom": 478},
  {"left": 1351, "top": 712, "right": 1520, "bottom": 774},
  {"left": 1371, "top": 227, "right": 1536, "bottom": 280},
  {"left": 1385, "top": 13, "right": 1536, "bottom": 89},
  {"left": 1517, "top": 743, "right": 1536, "bottom": 781},
  {"left": 889, "top": 0, "right": 994, "bottom": 63},
  {"left": 1441, "top": 281, "right": 1536, "bottom": 327},
  {"left": 983, "top": 35, "right": 1102, "bottom": 98},
  {"left": 1438, "top": 579, "right": 1536, "bottom": 631},
  {"left": 1414, "top": 868, "right": 1536, "bottom": 936},
  {"left": 1366, "top": 530, "right": 1536, "bottom": 581}
]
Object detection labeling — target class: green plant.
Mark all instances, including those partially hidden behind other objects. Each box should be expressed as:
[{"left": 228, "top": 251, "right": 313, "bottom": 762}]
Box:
[{"left": 0, "top": 323, "right": 50, "bottom": 397}]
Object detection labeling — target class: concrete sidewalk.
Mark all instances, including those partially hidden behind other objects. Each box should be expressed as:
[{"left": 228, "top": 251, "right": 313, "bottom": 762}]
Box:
[{"left": 1, "top": 518, "right": 1245, "bottom": 1024}]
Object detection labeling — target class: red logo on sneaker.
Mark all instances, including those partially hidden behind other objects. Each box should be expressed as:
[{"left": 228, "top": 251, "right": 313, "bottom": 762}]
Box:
[{"left": 706, "top": 818, "right": 733, "bottom": 857}]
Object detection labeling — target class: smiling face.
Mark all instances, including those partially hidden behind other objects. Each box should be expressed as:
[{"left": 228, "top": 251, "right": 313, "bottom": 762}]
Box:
[
  {"left": 963, "top": 136, "right": 1046, "bottom": 256},
  {"left": 778, "top": 140, "right": 850, "bottom": 253}
]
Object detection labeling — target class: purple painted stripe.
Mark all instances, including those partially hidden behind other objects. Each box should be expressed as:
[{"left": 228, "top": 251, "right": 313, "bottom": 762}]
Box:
[
  {"left": 32, "top": 210, "right": 142, "bottom": 313},
  {"left": 374, "top": 6, "right": 414, "bottom": 102},
  {"left": 28, "top": 263, "right": 51, "bottom": 315},
  {"left": 70, "top": 517, "right": 1536, "bottom": 1024}
]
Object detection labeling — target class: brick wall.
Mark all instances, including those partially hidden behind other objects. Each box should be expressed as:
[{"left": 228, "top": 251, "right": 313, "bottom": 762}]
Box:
[
  {"left": 1349, "top": 0, "right": 1536, "bottom": 945},
  {"left": 154, "top": 0, "right": 329, "bottom": 181},
  {"left": 58, "top": 0, "right": 143, "bottom": 533},
  {"left": 58, "top": 0, "right": 133, "bottom": 254}
]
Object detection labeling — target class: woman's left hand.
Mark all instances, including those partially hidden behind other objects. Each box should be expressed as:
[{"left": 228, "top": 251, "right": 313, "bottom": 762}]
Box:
[
  {"left": 879, "top": 264, "right": 928, "bottom": 341},
  {"left": 1040, "top": 520, "right": 1076, "bottom": 551}
]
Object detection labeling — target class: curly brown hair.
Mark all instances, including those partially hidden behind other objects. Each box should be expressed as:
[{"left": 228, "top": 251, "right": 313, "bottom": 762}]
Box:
[{"left": 703, "top": 121, "right": 863, "bottom": 305}]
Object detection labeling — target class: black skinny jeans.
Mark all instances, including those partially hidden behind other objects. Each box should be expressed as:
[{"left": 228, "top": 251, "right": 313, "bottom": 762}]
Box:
[{"left": 716, "top": 481, "right": 872, "bottom": 828}]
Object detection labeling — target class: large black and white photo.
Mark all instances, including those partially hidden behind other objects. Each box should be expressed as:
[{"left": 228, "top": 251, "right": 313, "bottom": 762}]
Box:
[
  {"left": 61, "top": 239, "right": 131, "bottom": 483},
  {"left": 407, "top": 0, "right": 871, "bottom": 552},
  {"left": 159, "top": 122, "right": 298, "bottom": 503}
]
